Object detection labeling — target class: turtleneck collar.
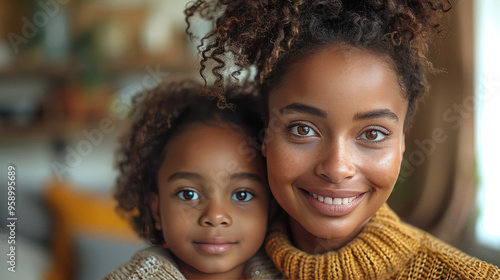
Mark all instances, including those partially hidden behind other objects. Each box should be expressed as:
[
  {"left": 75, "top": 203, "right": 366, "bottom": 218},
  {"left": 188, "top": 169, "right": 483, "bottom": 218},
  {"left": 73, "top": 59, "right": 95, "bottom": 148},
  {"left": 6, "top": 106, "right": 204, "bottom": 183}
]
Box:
[{"left": 265, "top": 204, "right": 421, "bottom": 279}]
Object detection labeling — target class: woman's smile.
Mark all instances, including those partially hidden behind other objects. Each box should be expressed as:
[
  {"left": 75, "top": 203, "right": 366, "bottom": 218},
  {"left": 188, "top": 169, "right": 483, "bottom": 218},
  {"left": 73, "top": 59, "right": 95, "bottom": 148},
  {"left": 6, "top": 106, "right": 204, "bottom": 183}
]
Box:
[{"left": 300, "top": 187, "right": 367, "bottom": 216}]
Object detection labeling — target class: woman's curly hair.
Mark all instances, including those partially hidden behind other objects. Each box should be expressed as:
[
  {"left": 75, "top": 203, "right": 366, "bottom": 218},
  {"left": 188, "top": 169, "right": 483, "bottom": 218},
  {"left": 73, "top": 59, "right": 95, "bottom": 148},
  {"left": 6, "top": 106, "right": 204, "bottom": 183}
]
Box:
[
  {"left": 185, "top": 0, "right": 452, "bottom": 128},
  {"left": 114, "top": 80, "right": 264, "bottom": 244}
]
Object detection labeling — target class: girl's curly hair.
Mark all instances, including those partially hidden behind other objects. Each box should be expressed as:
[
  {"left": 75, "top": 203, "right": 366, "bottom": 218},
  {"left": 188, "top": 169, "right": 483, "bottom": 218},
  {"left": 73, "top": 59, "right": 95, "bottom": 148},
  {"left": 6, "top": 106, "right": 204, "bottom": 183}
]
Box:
[
  {"left": 185, "top": 0, "right": 452, "bottom": 129},
  {"left": 114, "top": 80, "right": 264, "bottom": 244}
]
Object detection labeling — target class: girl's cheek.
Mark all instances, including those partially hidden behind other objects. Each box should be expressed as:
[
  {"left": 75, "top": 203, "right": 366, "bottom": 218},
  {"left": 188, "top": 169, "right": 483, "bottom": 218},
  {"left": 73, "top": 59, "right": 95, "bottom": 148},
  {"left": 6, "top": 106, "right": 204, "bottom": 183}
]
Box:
[{"left": 163, "top": 203, "right": 198, "bottom": 223}]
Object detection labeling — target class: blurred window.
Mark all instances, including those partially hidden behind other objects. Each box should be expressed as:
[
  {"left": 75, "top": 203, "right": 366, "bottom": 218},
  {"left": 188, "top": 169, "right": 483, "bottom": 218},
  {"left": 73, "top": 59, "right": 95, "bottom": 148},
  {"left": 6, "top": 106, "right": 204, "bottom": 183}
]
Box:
[{"left": 475, "top": 0, "right": 500, "bottom": 249}]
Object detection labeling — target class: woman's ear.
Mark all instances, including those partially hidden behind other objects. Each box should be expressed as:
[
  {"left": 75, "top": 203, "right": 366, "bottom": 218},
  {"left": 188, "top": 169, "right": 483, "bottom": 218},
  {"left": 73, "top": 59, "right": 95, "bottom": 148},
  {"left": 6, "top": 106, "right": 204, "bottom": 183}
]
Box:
[{"left": 150, "top": 193, "right": 162, "bottom": 230}]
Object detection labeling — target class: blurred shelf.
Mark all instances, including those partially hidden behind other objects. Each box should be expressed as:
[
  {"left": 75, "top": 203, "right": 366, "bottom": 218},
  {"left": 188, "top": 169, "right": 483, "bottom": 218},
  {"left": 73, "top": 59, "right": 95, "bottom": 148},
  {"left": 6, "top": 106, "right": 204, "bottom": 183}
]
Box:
[
  {"left": 0, "top": 56, "right": 199, "bottom": 78},
  {"left": 0, "top": 0, "right": 204, "bottom": 142},
  {"left": 0, "top": 118, "right": 131, "bottom": 140},
  {"left": 0, "top": 64, "right": 74, "bottom": 79}
]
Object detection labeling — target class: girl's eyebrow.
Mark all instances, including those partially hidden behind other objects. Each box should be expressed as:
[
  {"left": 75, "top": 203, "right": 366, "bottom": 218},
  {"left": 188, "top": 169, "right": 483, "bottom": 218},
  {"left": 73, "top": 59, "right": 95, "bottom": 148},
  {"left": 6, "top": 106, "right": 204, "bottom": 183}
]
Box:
[
  {"left": 230, "top": 172, "right": 264, "bottom": 184},
  {"left": 353, "top": 109, "right": 399, "bottom": 123},
  {"left": 279, "top": 103, "right": 327, "bottom": 117},
  {"left": 167, "top": 172, "right": 202, "bottom": 182},
  {"left": 167, "top": 172, "right": 263, "bottom": 183}
]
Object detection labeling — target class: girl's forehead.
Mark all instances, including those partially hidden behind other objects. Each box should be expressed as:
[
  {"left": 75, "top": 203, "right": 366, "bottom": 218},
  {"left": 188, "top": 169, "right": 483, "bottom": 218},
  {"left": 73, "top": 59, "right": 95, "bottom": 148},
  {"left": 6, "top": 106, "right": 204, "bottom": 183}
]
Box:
[
  {"left": 159, "top": 123, "right": 266, "bottom": 182},
  {"left": 166, "top": 123, "right": 245, "bottom": 156}
]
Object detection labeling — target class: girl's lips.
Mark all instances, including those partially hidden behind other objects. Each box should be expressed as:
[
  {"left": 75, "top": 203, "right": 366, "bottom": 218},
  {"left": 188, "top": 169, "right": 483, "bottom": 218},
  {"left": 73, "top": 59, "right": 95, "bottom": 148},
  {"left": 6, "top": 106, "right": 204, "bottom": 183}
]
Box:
[
  {"left": 193, "top": 242, "right": 236, "bottom": 254},
  {"left": 300, "top": 188, "right": 366, "bottom": 216}
]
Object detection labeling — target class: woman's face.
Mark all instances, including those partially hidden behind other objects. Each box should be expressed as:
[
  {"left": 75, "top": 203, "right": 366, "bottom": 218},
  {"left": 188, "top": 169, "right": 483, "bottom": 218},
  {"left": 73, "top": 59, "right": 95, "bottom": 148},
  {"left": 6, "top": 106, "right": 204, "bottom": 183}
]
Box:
[
  {"left": 263, "top": 46, "right": 407, "bottom": 253},
  {"left": 152, "top": 123, "right": 269, "bottom": 278}
]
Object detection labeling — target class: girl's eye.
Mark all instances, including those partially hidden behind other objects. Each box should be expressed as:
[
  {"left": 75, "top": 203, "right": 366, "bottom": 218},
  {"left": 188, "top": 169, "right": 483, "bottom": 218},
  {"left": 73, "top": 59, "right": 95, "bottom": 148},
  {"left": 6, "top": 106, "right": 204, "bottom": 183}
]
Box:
[
  {"left": 289, "top": 124, "right": 317, "bottom": 137},
  {"left": 177, "top": 190, "right": 200, "bottom": 201},
  {"left": 231, "top": 191, "right": 254, "bottom": 202},
  {"left": 359, "top": 130, "right": 386, "bottom": 141}
]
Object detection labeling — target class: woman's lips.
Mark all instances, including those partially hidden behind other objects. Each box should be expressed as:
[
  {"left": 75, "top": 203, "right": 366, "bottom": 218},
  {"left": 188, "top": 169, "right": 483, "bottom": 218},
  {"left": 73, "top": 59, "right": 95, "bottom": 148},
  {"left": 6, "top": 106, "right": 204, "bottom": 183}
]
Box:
[
  {"left": 193, "top": 239, "right": 237, "bottom": 254},
  {"left": 300, "top": 188, "right": 366, "bottom": 216}
]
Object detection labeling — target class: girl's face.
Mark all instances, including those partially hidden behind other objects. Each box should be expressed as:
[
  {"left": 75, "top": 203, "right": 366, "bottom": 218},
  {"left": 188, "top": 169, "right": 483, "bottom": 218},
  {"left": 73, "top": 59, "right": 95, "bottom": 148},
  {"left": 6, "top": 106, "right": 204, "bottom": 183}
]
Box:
[
  {"left": 152, "top": 123, "right": 269, "bottom": 279},
  {"left": 263, "top": 46, "right": 407, "bottom": 253}
]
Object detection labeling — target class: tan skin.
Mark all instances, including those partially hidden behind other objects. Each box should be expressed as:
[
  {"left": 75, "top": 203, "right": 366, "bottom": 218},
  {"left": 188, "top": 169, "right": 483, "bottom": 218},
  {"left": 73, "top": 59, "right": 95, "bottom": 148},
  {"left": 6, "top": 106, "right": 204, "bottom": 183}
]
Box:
[
  {"left": 151, "top": 123, "right": 269, "bottom": 280},
  {"left": 262, "top": 46, "right": 408, "bottom": 254}
]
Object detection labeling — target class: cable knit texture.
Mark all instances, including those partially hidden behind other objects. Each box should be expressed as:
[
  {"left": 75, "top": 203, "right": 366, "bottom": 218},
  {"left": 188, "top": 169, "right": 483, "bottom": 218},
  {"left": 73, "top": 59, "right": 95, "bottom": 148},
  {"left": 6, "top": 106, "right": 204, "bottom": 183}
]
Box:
[
  {"left": 103, "top": 246, "right": 283, "bottom": 280},
  {"left": 266, "top": 204, "right": 500, "bottom": 280}
]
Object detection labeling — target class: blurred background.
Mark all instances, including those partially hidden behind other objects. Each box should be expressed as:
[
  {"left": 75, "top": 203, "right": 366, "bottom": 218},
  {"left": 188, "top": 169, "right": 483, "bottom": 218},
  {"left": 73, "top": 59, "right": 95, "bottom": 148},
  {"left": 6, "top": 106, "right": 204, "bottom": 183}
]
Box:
[{"left": 0, "top": 0, "right": 498, "bottom": 279}]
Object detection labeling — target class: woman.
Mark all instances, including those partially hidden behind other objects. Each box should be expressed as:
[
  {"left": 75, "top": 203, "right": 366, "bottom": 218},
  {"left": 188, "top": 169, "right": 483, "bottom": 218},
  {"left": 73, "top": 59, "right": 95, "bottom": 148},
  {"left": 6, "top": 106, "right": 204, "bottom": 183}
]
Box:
[{"left": 186, "top": 0, "right": 500, "bottom": 279}]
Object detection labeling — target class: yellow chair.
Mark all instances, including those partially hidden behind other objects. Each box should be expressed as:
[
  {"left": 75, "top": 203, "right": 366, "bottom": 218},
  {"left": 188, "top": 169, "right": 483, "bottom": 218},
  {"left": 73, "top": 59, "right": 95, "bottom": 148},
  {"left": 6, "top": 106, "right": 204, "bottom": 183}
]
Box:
[{"left": 43, "top": 180, "right": 141, "bottom": 280}]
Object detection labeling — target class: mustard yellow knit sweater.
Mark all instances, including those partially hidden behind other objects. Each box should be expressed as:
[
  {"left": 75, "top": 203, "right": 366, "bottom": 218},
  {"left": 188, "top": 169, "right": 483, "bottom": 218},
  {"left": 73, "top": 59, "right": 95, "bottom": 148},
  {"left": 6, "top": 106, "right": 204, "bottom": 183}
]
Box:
[{"left": 266, "top": 204, "right": 500, "bottom": 280}]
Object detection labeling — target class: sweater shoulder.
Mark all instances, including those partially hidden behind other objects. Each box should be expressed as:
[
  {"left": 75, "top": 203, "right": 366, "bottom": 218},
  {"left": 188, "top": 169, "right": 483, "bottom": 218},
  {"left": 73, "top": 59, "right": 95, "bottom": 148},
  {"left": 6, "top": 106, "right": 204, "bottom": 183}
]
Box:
[
  {"left": 245, "top": 249, "right": 285, "bottom": 279},
  {"left": 102, "top": 246, "right": 186, "bottom": 280},
  {"left": 399, "top": 222, "right": 500, "bottom": 279}
]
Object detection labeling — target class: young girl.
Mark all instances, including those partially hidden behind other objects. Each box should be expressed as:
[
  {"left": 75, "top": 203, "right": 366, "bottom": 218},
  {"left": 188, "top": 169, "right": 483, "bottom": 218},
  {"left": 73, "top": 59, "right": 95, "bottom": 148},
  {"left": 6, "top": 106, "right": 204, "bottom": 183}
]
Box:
[
  {"left": 186, "top": 0, "right": 500, "bottom": 279},
  {"left": 104, "top": 80, "right": 282, "bottom": 279}
]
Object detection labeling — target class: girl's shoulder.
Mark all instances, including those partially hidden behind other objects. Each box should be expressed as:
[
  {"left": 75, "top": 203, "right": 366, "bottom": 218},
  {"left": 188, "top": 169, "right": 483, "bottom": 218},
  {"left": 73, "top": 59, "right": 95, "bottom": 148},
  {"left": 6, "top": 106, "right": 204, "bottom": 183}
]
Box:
[
  {"left": 102, "top": 246, "right": 186, "bottom": 280},
  {"left": 103, "top": 246, "right": 284, "bottom": 280},
  {"left": 245, "top": 249, "right": 286, "bottom": 280}
]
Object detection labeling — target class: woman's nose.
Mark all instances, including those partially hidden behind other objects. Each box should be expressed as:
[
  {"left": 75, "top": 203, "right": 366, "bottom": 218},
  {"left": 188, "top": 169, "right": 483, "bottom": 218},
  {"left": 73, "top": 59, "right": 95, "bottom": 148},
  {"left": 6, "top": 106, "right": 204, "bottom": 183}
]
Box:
[
  {"left": 198, "top": 201, "right": 232, "bottom": 227},
  {"left": 314, "top": 139, "right": 356, "bottom": 183}
]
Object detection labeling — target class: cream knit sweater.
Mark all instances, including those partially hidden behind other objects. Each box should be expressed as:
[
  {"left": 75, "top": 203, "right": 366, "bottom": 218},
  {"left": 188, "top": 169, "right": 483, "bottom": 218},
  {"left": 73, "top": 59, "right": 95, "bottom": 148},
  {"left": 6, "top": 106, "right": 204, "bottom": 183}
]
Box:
[{"left": 104, "top": 246, "right": 283, "bottom": 280}]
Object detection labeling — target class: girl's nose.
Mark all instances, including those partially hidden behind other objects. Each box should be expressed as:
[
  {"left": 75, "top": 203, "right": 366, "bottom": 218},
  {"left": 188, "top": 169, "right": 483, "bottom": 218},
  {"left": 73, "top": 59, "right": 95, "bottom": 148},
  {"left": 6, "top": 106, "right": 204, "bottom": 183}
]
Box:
[
  {"left": 199, "top": 201, "right": 232, "bottom": 227},
  {"left": 314, "top": 139, "right": 356, "bottom": 184}
]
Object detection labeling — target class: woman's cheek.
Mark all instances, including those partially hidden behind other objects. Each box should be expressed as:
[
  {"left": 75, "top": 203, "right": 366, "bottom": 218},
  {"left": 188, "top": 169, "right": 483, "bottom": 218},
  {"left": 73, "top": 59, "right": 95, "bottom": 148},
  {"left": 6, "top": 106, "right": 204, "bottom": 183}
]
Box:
[
  {"left": 267, "top": 139, "right": 305, "bottom": 188},
  {"left": 358, "top": 148, "right": 403, "bottom": 189}
]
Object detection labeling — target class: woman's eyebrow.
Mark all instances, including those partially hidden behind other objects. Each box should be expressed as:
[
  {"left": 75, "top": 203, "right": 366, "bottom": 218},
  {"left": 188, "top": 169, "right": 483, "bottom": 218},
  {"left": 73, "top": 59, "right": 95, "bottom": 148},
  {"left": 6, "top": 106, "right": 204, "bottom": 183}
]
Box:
[
  {"left": 230, "top": 172, "right": 264, "bottom": 183},
  {"left": 167, "top": 172, "right": 202, "bottom": 182},
  {"left": 279, "top": 103, "right": 327, "bottom": 117},
  {"left": 353, "top": 109, "right": 399, "bottom": 123}
]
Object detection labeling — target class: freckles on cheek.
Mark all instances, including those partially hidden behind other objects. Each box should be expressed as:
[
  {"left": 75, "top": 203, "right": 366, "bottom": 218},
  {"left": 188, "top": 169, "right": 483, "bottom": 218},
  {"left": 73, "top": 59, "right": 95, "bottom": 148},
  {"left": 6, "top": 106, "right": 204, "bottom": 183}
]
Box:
[
  {"left": 267, "top": 144, "right": 301, "bottom": 186},
  {"left": 363, "top": 150, "right": 402, "bottom": 188}
]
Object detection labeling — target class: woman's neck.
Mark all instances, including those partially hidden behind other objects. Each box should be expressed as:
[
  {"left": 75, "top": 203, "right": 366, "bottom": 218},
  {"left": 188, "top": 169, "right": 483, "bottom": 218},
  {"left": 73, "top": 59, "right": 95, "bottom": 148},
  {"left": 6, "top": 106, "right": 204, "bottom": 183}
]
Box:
[
  {"left": 177, "top": 259, "right": 245, "bottom": 280},
  {"left": 288, "top": 216, "right": 366, "bottom": 254}
]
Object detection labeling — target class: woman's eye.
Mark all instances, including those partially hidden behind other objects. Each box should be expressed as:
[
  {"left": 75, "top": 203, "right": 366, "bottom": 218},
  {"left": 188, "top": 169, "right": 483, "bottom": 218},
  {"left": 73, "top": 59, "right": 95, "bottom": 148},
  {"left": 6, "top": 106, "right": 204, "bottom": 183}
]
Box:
[
  {"left": 359, "top": 130, "right": 386, "bottom": 141},
  {"left": 177, "top": 190, "right": 200, "bottom": 201},
  {"left": 231, "top": 191, "right": 254, "bottom": 202},
  {"left": 290, "top": 124, "right": 317, "bottom": 137}
]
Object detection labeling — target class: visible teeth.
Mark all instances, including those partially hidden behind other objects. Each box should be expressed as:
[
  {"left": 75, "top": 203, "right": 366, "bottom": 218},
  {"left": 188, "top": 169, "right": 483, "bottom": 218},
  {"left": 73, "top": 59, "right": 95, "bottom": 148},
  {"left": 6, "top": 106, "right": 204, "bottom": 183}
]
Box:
[
  {"left": 324, "top": 197, "right": 333, "bottom": 204},
  {"left": 309, "top": 192, "right": 359, "bottom": 205}
]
